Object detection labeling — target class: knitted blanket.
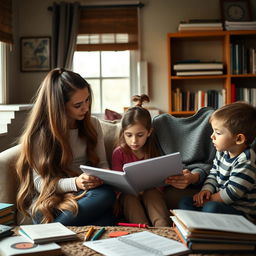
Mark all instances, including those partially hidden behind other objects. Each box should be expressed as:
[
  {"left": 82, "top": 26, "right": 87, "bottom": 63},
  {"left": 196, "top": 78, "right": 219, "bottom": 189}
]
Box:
[{"left": 153, "top": 107, "right": 216, "bottom": 184}]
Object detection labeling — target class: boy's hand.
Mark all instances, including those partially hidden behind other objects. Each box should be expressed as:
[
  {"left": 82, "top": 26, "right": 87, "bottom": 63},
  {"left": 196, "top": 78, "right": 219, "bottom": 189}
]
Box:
[
  {"left": 165, "top": 169, "right": 200, "bottom": 189},
  {"left": 193, "top": 190, "right": 212, "bottom": 207}
]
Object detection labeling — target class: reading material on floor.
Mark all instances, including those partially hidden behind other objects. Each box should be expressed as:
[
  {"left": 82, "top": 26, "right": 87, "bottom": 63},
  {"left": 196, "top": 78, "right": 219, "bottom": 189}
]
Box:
[
  {"left": 171, "top": 209, "right": 256, "bottom": 253},
  {"left": 83, "top": 230, "right": 190, "bottom": 256},
  {"left": 0, "top": 203, "right": 15, "bottom": 225},
  {"left": 81, "top": 152, "right": 183, "bottom": 195},
  {"left": 0, "top": 224, "right": 13, "bottom": 239},
  {"left": 0, "top": 203, "right": 15, "bottom": 217},
  {"left": 19, "top": 222, "right": 77, "bottom": 244},
  {"left": 0, "top": 236, "right": 62, "bottom": 256}
]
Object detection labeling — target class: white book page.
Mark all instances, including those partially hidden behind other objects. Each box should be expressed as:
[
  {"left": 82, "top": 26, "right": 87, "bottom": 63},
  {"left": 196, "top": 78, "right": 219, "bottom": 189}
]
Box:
[
  {"left": 173, "top": 209, "right": 256, "bottom": 234},
  {"left": 124, "top": 152, "right": 183, "bottom": 193},
  {"left": 20, "top": 222, "right": 75, "bottom": 239},
  {"left": 84, "top": 231, "right": 189, "bottom": 256},
  {"left": 80, "top": 165, "right": 137, "bottom": 195}
]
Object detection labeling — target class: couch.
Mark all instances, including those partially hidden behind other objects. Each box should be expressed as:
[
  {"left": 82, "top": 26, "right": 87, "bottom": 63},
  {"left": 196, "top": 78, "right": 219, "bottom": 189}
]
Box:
[{"left": 0, "top": 117, "right": 209, "bottom": 225}]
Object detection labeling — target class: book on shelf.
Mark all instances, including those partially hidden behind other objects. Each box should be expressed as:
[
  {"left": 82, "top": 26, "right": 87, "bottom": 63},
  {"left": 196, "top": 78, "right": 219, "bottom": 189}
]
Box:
[
  {"left": 173, "top": 62, "right": 224, "bottom": 71},
  {"left": 175, "top": 70, "right": 223, "bottom": 76},
  {"left": 19, "top": 222, "right": 77, "bottom": 244},
  {"left": 178, "top": 21, "right": 223, "bottom": 31},
  {"left": 225, "top": 20, "right": 256, "bottom": 31},
  {"left": 80, "top": 152, "right": 183, "bottom": 196},
  {"left": 0, "top": 236, "right": 62, "bottom": 256},
  {"left": 172, "top": 89, "right": 224, "bottom": 112},
  {"left": 83, "top": 230, "right": 190, "bottom": 256},
  {"left": 0, "top": 203, "right": 15, "bottom": 217}
]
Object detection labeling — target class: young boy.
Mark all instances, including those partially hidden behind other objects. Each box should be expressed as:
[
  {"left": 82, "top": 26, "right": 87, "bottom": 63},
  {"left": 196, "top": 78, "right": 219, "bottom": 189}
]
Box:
[{"left": 179, "top": 102, "right": 256, "bottom": 222}]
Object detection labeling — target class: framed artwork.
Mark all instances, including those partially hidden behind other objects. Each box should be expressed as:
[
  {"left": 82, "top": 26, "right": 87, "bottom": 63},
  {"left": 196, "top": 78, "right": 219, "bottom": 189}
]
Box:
[
  {"left": 20, "top": 37, "right": 51, "bottom": 72},
  {"left": 220, "top": 0, "right": 252, "bottom": 21}
]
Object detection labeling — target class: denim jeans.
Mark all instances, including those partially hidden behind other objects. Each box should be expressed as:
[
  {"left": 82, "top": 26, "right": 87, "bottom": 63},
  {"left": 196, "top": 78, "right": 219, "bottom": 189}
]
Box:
[
  {"left": 178, "top": 196, "right": 245, "bottom": 216},
  {"left": 33, "top": 185, "right": 116, "bottom": 226}
]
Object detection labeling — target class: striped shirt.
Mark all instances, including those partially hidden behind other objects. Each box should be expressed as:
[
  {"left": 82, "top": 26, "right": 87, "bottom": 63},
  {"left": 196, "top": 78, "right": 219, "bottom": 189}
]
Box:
[{"left": 202, "top": 148, "right": 256, "bottom": 221}]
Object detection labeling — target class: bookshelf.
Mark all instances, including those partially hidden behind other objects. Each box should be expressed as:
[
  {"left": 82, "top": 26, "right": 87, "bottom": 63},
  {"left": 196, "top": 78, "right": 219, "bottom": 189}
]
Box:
[{"left": 167, "top": 30, "right": 256, "bottom": 116}]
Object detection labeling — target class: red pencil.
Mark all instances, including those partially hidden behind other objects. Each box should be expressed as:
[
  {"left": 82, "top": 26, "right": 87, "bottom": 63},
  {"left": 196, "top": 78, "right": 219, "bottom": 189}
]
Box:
[{"left": 117, "top": 222, "right": 148, "bottom": 228}]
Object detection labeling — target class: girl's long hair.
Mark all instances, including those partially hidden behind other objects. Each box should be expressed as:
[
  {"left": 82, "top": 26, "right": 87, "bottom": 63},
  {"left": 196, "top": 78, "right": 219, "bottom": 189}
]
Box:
[
  {"left": 118, "top": 94, "right": 159, "bottom": 159},
  {"left": 16, "top": 68, "right": 99, "bottom": 223}
]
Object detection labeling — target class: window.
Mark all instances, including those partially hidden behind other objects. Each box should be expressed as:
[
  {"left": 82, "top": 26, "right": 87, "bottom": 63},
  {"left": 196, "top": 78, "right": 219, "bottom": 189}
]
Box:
[
  {"left": 73, "top": 50, "right": 137, "bottom": 114},
  {"left": 74, "top": 5, "right": 141, "bottom": 114},
  {"left": 0, "top": 42, "right": 7, "bottom": 104}
]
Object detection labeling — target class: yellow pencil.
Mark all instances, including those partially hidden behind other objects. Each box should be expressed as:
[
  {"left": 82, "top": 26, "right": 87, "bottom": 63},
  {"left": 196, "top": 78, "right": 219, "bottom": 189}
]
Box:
[{"left": 84, "top": 226, "right": 95, "bottom": 241}]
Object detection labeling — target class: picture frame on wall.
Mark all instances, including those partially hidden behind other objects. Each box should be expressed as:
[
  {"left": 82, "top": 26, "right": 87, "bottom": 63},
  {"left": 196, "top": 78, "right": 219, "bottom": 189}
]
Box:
[
  {"left": 20, "top": 37, "right": 51, "bottom": 72},
  {"left": 220, "top": 0, "right": 252, "bottom": 21}
]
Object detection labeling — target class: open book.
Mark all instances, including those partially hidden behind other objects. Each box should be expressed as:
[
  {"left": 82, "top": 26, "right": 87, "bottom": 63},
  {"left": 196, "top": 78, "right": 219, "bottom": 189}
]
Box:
[
  {"left": 80, "top": 152, "right": 183, "bottom": 195},
  {"left": 84, "top": 231, "right": 190, "bottom": 256},
  {"left": 19, "top": 222, "right": 77, "bottom": 244},
  {"left": 171, "top": 209, "right": 256, "bottom": 253}
]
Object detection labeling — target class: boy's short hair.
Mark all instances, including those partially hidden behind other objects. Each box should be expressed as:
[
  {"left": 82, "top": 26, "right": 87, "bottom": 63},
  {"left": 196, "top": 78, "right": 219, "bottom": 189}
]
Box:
[{"left": 210, "top": 102, "right": 256, "bottom": 145}]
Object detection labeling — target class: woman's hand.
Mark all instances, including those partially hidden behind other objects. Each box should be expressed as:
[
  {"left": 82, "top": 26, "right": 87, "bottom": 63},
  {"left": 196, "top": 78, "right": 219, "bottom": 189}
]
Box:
[
  {"left": 75, "top": 173, "right": 103, "bottom": 190},
  {"left": 164, "top": 169, "right": 200, "bottom": 189}
]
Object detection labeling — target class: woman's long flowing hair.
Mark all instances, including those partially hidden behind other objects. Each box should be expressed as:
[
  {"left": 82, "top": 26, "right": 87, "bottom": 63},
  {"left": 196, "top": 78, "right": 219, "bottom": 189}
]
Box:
[{"left": 16, "top": 68, "right": 99, "bottom": 223}]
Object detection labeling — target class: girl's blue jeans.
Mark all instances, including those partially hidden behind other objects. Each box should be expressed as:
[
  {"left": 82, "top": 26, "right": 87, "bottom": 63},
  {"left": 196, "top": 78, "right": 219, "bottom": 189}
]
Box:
[{"left": 33, "top": 185, "right": 116, "bottom": 226}]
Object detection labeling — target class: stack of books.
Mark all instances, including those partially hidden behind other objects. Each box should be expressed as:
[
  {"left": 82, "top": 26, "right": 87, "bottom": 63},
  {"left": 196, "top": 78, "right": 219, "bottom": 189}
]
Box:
[
  {"left": 171, "top": 209, "right": 256, "bottom": 253},
  {"left": 225, "top": 21, "right": 256, "bottom": 31},
  {"left": 0, "top": 203, "right": 15, "bottom": 225},
  {"left": 173, "top": 61, "right": 224, "bottom": 76},
  {"left": 178, "top": 19, "right": 223, "bottom": 32}
]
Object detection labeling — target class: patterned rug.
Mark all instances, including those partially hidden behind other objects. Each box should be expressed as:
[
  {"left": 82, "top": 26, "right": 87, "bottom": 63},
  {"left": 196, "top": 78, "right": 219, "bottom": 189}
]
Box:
[{"left": 60, "top": 226, "right": 254, "bottom": 256}]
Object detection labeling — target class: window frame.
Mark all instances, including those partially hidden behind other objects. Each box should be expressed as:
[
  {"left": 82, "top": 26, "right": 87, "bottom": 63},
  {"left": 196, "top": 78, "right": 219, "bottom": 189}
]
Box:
[
  {"left": 0, "top": 42, "right": 8, "bottom": 104},
  {"left": 73, "top": 49, "right": 139, "bottom": 114}
]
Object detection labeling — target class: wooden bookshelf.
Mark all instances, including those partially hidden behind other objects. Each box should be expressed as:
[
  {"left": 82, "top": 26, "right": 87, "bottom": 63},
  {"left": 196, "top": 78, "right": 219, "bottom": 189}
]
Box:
[{"left": 167, "top": 30, "right": 256, "bottom": 115}]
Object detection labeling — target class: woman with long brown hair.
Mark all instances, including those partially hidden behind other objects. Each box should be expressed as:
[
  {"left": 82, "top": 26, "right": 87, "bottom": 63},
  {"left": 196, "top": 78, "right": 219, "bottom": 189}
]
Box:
[{"left": 16, "top": 68, "right": 116, "bottom": 225}]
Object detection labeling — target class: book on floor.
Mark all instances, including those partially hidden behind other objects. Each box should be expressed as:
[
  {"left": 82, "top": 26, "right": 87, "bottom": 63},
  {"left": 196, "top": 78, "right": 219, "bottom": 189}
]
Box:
[
  {"left": 0, "top": 236, "right": 62, "bottom": 256},
  {"left": 19, "top": 222, "right": 77, "bottom": 244},
  {"left": 83, "top": 230, "right": 190, "bottom": 256},
  {"left": 0, "top": 212, "right": 15, "bottom": 225},
  {"left": 0, "top": 224, "right": 14, "bottom": 239},
  {"left": 171, "top": 209, "right": 256, "bottom": 253},
  {"left": 0, "top": 203, "right": 15, "bottom": 217},
  {"left": 80, "top": 152, "right": 183, "bottom": 195},
  {"left": 171, "top": 216, "right": 256, "bottom": 253}
]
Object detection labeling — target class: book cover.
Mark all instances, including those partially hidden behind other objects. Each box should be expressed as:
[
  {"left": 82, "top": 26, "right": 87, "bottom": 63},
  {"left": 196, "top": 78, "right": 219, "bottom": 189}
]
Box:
[
  {"left": 173, "top": 62, "right": 224, "bottom": 71},
  {"left": 19, "top": 222, "right": 77, "bottom": 244},
  {"left": 0, "top": 203, "right": 15, "bottom": 217},
  {"left": 0, "top": 236, "right": 61, "bottom": 256},
  {"left": 80, "top": 152, "right": 183, "bottom": 196},
  {"left": 84, "top": 231, "right": 190, "bottom": 256}
]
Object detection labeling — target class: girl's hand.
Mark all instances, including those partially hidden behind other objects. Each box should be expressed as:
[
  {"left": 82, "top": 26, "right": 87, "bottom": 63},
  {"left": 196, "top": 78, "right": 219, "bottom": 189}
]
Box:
[
  {"left": 164, "top": 169, "right": 200, "bottom": 189},
  {"left": 193, "top": 190, "right": 211, "bottom": 207},
  {"left": 75, "top": 173, "right": 103, "bottom": 190}
]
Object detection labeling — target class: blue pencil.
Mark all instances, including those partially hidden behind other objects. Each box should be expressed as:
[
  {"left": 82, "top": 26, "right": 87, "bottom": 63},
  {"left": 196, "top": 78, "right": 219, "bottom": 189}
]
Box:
[{"left": 91, "top": 227, "right": 106, "bottom": 241}]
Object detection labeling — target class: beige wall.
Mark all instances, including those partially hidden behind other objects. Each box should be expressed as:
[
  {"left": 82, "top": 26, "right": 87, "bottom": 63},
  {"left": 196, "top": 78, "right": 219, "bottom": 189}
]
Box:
[{"left": 8, "top": 0, "right": 255, "bottom": 113}]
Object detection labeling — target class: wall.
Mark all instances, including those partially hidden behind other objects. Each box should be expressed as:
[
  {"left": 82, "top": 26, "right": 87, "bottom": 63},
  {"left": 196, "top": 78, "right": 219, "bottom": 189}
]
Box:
[{"left": 9, "top": 0, "right": 256, "bottom": 113}]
